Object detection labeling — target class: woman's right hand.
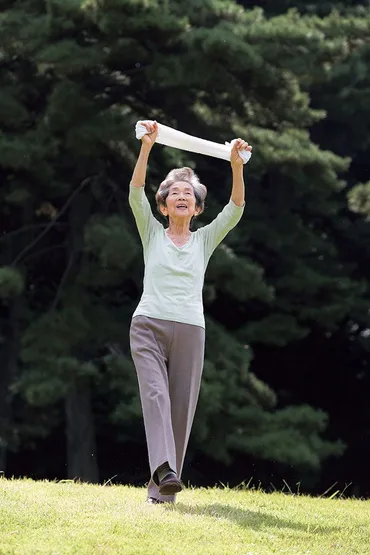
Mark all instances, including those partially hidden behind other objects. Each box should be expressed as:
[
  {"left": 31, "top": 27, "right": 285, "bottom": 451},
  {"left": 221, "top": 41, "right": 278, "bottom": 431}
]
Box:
[{"left": 141, "top": 121, "right": 158, "bottom": 148}]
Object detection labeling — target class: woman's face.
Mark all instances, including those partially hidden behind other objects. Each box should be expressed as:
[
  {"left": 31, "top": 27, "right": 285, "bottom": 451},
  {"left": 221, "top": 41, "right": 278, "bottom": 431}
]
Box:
[{"left": 160, "top": 181, "right": 200, "bottom": 221}]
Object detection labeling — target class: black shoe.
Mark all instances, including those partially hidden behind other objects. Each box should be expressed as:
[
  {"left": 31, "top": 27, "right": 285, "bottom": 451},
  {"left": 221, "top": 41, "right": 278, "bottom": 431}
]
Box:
[{"left": 158, "top": 472, "right": 183, "bottom": 495}]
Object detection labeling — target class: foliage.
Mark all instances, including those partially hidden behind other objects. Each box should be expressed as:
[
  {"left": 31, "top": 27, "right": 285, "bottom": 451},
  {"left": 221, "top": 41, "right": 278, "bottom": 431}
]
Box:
[{"left": 1, "top": 0, "right": 370, "bottom": 494}]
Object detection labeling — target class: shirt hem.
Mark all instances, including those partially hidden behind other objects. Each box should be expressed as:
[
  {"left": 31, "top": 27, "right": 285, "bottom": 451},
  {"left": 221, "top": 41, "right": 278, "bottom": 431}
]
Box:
[{"left": 132, "top": 309, "right": 205, "bottom": 329}]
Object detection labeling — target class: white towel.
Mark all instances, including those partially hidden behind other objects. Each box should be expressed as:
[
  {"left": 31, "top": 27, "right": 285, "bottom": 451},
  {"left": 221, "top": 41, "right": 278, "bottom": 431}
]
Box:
[{"left": 135, "top": 120, "right": 252, "bottom": 164}]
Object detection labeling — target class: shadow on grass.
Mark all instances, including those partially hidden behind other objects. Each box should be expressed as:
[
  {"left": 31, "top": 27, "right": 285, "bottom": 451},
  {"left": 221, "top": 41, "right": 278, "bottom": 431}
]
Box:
[{"left": 168, "top": 502, "right": 339, "bottom": 535}]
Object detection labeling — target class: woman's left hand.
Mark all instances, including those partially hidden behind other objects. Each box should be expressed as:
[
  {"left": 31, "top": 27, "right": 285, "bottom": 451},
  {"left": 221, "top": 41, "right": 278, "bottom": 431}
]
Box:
[{"left": 230, "top": 138, "right": 252, "bottom": 167}]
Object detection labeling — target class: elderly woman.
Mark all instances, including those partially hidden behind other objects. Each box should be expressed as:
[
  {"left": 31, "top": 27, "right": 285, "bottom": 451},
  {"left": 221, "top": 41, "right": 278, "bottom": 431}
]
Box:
[{"left": 129, "top": 121, "right": 252, "bottom": 504}]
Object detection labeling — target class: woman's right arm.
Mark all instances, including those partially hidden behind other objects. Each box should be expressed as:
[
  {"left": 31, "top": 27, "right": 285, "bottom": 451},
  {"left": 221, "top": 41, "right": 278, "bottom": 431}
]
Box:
[
  {"left": 129, "top": 122, "right": 161, "bottom": 245},
  {"left": 130, "top": 121, "right": 158, "bottom": 187}
]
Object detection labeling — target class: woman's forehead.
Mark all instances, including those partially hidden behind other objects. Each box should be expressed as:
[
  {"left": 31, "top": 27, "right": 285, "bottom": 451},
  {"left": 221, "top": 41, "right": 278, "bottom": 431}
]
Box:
[{"left": 169, "top": 181, "right": 194, "bottom": 191}]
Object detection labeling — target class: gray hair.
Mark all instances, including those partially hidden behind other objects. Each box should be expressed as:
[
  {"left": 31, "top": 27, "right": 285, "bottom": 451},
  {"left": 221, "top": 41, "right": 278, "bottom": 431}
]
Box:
[{"left": 155, "top": 167, "right": 207, "bottom": 216}]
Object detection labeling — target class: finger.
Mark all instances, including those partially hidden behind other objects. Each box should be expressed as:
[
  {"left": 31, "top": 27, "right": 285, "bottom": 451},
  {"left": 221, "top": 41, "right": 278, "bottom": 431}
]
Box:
[
  {"left": 241, "top": 143, "right": 252, "bottom": 151},
  {"left": 144, "top": 122, "right": 155, "bottom": 133},
  {"left": 236, "top": 139, "right": 247, "bottom": 149}
]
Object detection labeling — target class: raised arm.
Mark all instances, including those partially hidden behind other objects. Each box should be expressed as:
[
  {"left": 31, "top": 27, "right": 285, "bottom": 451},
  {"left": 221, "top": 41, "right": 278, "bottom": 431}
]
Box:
[
  {"left": 130, "top": 121, "right": 158, "bottom": 187},
  {"left": 129, "top": 121, "right": 161, "bottom": 245},
  {"left": 230, "top": 138, "right": 252, "bottom": 206},
  {"left": 200, "top": 138, "right": 252, "bottom": 260}
]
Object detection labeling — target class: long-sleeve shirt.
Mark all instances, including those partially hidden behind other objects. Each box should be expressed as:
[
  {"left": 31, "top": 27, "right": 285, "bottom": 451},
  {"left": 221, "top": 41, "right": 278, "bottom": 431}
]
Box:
[{"left": 129, "top": 185, "right": 244, "bottom": 328}]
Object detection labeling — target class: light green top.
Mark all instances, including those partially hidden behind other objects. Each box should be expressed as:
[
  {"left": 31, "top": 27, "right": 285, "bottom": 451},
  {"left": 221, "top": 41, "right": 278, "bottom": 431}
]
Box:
[{"left": 129, "top": 185, "right": 244, "bottom": 328}]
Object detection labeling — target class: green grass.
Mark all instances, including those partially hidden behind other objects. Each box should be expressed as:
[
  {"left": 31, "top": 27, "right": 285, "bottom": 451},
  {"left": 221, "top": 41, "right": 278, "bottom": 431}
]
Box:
[{"left": 0, "top": 478, "right": 369, "bottom": 554}]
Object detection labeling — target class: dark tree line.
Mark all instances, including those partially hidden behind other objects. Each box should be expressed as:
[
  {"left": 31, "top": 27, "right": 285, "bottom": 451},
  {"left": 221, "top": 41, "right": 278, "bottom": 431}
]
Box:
[{"left": 0, "top": 0, "right": 369, "bottom": 496}]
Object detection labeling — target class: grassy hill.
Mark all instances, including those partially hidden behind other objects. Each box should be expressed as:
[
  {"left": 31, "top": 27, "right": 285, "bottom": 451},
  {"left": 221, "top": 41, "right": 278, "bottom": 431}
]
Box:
[{"left": 0, "top": 478, "right": 369, "bottom": 554}]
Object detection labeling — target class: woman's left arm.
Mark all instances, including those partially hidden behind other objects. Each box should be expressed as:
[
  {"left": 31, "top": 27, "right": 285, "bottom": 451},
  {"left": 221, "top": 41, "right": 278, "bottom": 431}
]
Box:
[
  {"left": 200, "top": 138, "right": 252, "bottom": 261},
  {"left": 230, "top": 138, "right": 252, "bottom": 207}
]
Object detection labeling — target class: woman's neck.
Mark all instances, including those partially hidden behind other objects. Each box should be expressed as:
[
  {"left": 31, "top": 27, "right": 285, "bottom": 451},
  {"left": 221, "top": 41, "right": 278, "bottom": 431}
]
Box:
[{"left": 167, "top": 219, "right": 191, "bottom": 236}]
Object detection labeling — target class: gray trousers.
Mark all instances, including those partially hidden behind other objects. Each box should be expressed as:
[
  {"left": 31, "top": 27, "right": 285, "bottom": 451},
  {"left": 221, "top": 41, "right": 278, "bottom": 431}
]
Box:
[{"left": 130, "top": 315, "right": 205, "bottom": 502}]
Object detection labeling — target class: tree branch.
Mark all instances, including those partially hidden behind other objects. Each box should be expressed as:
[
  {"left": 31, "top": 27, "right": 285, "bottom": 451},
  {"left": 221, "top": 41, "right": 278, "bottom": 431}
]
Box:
[
  {"left": 22, "top": 243, "right": 66, "bottom": 263},
  {"left": 11, "top": 177, "right": 94, "bottom": 267},
  {"left": 49, "top": 250, "right": 76, "bottom": 312},
  {"left": 0, "top": 223, "right": 67, "bottom": 244}
]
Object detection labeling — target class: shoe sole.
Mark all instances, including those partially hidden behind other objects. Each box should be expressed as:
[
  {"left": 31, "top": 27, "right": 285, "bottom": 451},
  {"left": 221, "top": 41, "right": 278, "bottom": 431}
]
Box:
[
  {"left": 147, "top": 497, "right": 165, "bottom": 504},
  {"left": 159, "top": 480, "right": 183, "bottom": 495},
  {"left": 147, "top": 497, "right": 174, "bottom": 505}
]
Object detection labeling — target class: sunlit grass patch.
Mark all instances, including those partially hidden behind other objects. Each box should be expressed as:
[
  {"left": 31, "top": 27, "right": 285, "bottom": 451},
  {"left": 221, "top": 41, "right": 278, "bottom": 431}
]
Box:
[{"left": 0, "top": 478, "right": 369, "bottom": 554}]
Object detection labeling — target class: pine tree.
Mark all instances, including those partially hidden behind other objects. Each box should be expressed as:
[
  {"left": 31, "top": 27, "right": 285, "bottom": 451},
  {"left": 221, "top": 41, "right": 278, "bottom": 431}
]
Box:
[{"left": 2, "top": 0, "right": 369, "bottom": 487}]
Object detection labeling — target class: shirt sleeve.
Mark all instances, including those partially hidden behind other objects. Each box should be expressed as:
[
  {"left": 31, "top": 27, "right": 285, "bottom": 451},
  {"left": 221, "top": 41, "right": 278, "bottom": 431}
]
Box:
[
  {"left": 128, "top": 184, "right": 161, "bottom": 247},
  {"left": 200, "top": 199, "right": 245, "bottom": 262}
]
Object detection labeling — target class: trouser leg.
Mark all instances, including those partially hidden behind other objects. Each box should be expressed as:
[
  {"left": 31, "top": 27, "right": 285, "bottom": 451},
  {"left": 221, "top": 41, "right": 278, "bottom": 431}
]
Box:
[
  {"left": 168, "top": 322, "right": 205, "bottom": 479},
  {"left": 130, "top": 316, "right": 177, "bottom": 502}
]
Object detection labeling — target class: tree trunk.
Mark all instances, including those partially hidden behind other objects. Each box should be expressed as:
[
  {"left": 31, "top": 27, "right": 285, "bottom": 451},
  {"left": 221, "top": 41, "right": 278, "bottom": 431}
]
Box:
[
  {"left": 65, "top": 384, "right": 99, "bottom": 482},
  {"left": 64, "top": 187, "right": 99, "bottom": 483},
  {"left": 0, "top": 299, "right": 19, "bottom": 473}
]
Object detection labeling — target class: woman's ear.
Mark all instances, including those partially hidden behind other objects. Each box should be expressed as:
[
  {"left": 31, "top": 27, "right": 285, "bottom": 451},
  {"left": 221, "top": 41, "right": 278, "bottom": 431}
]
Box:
[{"left": 160, "top": 204, "right": 168, "bottom": 217}]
